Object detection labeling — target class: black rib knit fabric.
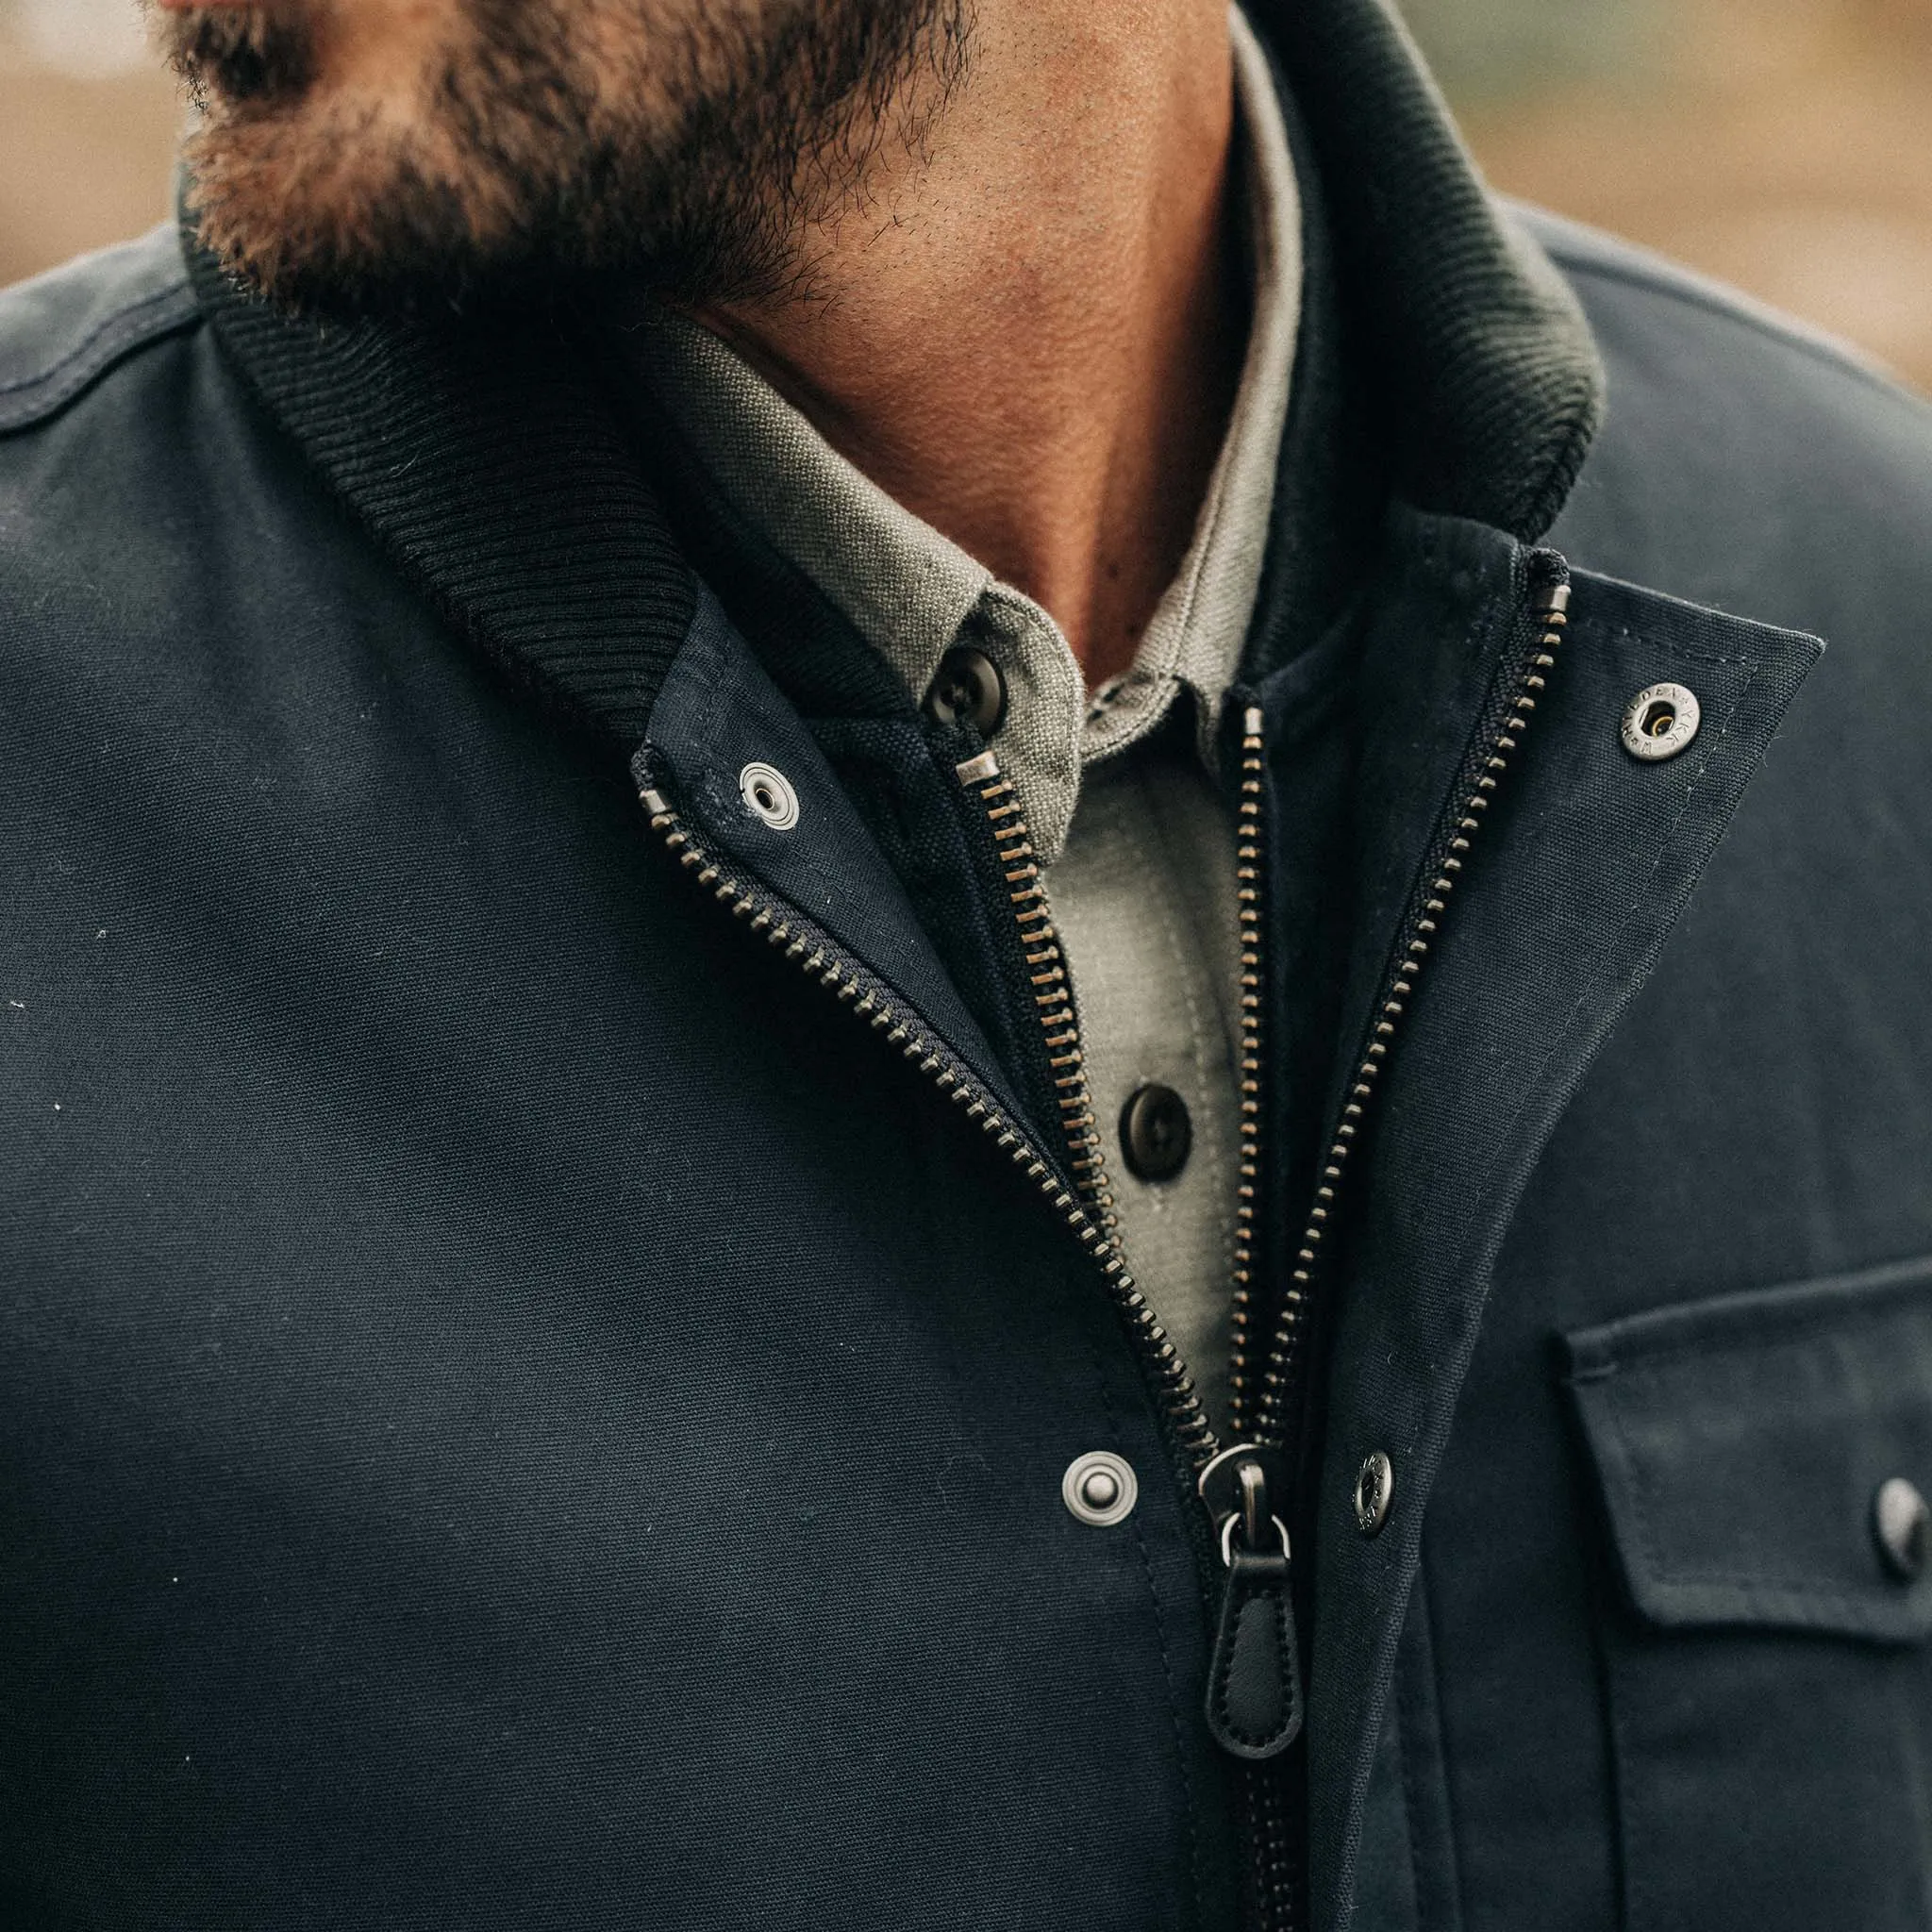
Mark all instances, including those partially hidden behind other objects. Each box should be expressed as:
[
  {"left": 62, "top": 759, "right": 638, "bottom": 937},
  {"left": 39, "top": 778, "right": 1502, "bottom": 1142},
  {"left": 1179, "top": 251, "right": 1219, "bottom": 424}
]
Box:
[
  {"left": 1252, "top": 0, "right": 1605, "bottom": 540},
  {"left": 185, "top": 231, "right": 697, "bottom": 753}
]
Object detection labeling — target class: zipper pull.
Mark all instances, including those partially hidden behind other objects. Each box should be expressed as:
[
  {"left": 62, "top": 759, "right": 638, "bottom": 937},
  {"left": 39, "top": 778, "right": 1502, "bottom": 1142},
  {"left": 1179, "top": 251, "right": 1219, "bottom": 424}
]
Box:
[{"left": 1199, "top": 1445, "right": 1303, "bottom": 1760}]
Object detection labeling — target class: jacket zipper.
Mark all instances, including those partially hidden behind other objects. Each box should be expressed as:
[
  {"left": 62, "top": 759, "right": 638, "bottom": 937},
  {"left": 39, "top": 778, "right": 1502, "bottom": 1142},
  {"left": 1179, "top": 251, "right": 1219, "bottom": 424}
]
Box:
[
  {"left": 632, "top": 769, "right": 1217, "bottom": 1489},
  {"left": 955, "top": 748, "right": 1121, "bottom": 1238},
  {"left": 636, "top": 557, "right": 1570, "bottom": 1932},
  {"left": 1211, "top": 563, "right": 1574, "bottom": 1930}
]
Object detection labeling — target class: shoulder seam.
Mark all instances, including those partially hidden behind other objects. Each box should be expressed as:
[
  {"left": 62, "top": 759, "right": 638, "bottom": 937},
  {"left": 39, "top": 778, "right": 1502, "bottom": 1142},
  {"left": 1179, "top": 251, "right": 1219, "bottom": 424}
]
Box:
[
  {"left": 0, "top": 275, "right": 201, "bottom": 436},
  {"left": 1537, "top": 238, "right": 1923, "bottom": 413}
]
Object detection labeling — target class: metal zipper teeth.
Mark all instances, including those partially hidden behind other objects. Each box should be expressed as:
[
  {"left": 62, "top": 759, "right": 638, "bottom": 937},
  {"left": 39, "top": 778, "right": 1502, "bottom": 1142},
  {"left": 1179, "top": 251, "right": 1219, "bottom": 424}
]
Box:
[
  {"left": 1245, "top": 569, "right": 1573, "bottom": 1449},
  {"left": 1239, "top": 1772, "right": 1299, "bottom": 1932},
  {"left": 1224, "top": 707, "right": 1269, "bottom": 1436},
  {"left": 1234, "top": 569, "right": 1573, "bottom": 1932},
  {"left": 957, "top": 756, "right": 1120, "bottom": 1235},
  {"left": 1224, "top": 702, "right": 1296, "bottom": 1932},
  {"left": 637, "top": 778, "right": 1217, "bottom": 1474}
]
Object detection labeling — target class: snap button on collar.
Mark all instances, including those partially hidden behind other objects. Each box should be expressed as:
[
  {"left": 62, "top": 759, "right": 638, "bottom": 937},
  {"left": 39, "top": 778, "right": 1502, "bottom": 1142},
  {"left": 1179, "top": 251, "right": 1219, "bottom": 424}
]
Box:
[
  {"left": 739, "top": 761, "right": 800, "bottom": 831},
  {"left": 1874, "top": 1476, "right": 1929, "bottom": 1581},
  {"left": 1063, "top": 1451, "right": 1138, "bottom": 1527},
  {"left": 924, "top": 646, "right": 1008, "bottom": 736},
  {"left": 1621, "top": 682, "right": 1701, "bottom": 762}
]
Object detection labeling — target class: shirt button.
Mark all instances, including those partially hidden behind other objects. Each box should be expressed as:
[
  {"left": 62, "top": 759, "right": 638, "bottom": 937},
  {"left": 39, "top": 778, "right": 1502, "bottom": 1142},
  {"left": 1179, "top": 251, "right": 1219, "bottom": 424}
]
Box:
[
  {"left": 924, "top": 646, "right": 1008, "bottom": 736},
  {"left": 1121, "top": 1083, "right": 1192, "bottom": 1181},
  {"left": 1874, "top": 1477, "right": 1930, "bottom": 1581}
]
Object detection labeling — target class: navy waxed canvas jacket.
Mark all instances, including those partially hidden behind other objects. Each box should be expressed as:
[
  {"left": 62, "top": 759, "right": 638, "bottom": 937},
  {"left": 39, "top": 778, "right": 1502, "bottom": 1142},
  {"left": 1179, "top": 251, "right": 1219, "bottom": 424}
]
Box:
[{"left": 4, "top": 3, "right": 1930, "bottom": 1929}]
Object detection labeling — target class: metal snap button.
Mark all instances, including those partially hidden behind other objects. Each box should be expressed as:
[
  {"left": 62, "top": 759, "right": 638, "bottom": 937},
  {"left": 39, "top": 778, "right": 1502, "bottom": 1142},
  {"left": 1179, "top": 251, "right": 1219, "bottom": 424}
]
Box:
[
  {"left": 1062, "top": 1450, "right": 1138, "bottom": 1527},
  {"left": 924, "top": 645, "right": 1008, "bottom": 736},
  {"left": 1355, "top": 1450, "right": 1394, "bottom": 1537},
  {"left": 1620, "top": 682, "right": 1701, "bottom": 762},
  {"left": 1874, "top": 1476, "right": 1929, "bottom": 1581},
  {"left": 739, "top": 761, "right": 800, "bottom": 831},
  {"left": 1121, "top": 1083, "right": 1192, "bottom": 1182}
]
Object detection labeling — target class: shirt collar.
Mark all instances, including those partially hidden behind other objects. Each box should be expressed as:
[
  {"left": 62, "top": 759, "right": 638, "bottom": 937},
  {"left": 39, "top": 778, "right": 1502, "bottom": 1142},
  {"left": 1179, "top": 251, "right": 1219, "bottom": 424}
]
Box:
[{"left": 629, "top": 5, "right": 1303, "bottom": 862}]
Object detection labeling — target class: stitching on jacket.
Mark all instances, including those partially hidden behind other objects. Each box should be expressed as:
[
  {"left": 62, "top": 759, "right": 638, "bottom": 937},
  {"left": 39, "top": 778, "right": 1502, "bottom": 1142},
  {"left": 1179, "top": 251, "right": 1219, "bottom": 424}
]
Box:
[
  {"left": 1080, "top": 1324, "right": 1205, "bottom": 1932},
  {"left": 1603, "top": 1365, "right": 1678, "bottom": 1607},
  {"left": 1128, "top": 1497, "right": 1205, "bottom": 1908},
  {"left": 1595, "top": 1369, "right": 1928, "bottom": 1620},
  {"left": 1208, "top": 1587, "right": 1292, "bottom": 1747},
  {"left": 0, "top": 278, "right": 196, "bottom": 403},
  {"left": 1418, "top": 1549, "right": 1470, "bottom": 1932},
  {"left": 1576, "top": 621, "right": 1759, "bottom": 669},
  {"left": 1548, "top": 247, "right": 1930, "bottom": 417},
  {"left": 1396, "top": 1682, "right": 1430, "bottom": 1932},
  {"left": 1574, "top": 1266, "right": 1932, "bottom": 1372},
  {"left": 1600, "top": 1609, "right": 1648, "bottom": 1932},
  {"left": 1395, "top": 1554, "right": 1465, "bottom": 1932}
]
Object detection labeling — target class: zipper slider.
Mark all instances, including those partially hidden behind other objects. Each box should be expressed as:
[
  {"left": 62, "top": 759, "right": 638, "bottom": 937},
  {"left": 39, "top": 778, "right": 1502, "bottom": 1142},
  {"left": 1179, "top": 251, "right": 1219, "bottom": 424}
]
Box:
[{"left": 1198, "top": 1444, "right": 1303, "bottom": 1761}]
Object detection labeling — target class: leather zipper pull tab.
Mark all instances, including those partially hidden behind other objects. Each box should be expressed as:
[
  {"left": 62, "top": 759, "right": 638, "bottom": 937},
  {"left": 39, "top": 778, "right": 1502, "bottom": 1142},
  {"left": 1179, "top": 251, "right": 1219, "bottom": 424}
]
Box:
[{"left": 1203, "top": 1457, "right": 1303, "bottom": 1760}]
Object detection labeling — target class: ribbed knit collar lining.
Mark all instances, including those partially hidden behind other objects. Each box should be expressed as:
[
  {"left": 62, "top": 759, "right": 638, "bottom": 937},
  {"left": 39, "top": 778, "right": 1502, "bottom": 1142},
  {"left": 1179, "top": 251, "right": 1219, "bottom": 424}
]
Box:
[
  {"left": 182, "top": 242, "right": 696, "bottom": 753},
  {"left": 1259, "top": 0, "right": 1604, "bottom": 538},
  {"left": 186, "top": 0, "right": 1603, "bottom": 750}
]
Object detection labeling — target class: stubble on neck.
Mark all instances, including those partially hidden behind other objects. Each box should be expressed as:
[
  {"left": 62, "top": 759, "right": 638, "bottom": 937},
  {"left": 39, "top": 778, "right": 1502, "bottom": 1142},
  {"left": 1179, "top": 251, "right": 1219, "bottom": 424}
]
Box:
[{"left": 692, "top": 0, "right": 1244, "bottom": 682}]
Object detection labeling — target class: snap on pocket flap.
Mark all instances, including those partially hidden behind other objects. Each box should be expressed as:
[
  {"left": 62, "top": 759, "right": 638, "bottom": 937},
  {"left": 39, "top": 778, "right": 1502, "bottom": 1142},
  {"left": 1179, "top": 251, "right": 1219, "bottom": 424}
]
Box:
[{"left": 1564, "top": 1254, "right": 1932, "bottom": 1644}]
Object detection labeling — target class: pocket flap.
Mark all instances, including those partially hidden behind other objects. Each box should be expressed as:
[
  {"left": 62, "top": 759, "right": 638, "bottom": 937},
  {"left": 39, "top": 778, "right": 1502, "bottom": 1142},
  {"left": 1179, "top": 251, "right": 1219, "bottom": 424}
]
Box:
[{"left": 1564, "top": 1254, "right": 1932, "bottom": 1643}]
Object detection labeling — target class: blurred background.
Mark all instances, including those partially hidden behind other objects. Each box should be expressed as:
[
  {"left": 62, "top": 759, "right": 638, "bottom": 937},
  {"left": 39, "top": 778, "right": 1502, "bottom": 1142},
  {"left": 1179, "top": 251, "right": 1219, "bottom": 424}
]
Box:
[{"left": 1, "top": 0, "right": 1928, "bottom": 389}]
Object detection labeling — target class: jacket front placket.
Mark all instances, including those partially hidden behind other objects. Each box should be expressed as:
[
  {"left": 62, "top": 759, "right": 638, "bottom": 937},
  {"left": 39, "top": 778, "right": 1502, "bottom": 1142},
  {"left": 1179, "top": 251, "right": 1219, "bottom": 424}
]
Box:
[{"left": 1293, "top": 505, "right": 1822, "bottom": 1932}]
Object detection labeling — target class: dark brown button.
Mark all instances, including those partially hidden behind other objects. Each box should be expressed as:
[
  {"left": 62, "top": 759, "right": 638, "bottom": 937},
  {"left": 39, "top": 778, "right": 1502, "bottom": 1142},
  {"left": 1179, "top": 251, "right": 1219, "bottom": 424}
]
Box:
[
  {"left": 1874, "top": 1477, "right": 1930, "bottom": 1581},
  {"left": 924, "top": 646, "right": 1008, "bottom": 736},
  {"left": 1121, "top": 1083, "right": 1191, "bottom": 1182}
]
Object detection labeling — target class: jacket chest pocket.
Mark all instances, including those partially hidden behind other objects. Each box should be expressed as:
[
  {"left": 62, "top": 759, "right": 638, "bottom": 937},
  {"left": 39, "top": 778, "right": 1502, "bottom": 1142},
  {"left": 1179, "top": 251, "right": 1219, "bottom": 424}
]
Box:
[{"left": 1565, "top": 1256, "right": 1932, "bottom": 1932}]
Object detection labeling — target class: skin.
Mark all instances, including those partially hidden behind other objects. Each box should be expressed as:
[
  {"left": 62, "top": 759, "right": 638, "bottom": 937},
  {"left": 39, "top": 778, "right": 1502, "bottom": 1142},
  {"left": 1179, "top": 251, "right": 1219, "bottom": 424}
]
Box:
[{"left": 156, "top": 0, "right": 1243, "bottom": 685}]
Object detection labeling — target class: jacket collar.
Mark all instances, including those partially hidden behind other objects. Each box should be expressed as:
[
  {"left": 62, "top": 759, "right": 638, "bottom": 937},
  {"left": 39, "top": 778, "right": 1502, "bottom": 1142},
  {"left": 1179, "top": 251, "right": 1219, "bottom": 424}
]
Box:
[
  {"left": 183, "top": 226, "right": 695, "bottom": 754},
  {"left": 184, "top": 0, "right": 1604, "bottom": 750},
  {"left": 1252, "top": 0, "right": 1604, "bottom": 540}
]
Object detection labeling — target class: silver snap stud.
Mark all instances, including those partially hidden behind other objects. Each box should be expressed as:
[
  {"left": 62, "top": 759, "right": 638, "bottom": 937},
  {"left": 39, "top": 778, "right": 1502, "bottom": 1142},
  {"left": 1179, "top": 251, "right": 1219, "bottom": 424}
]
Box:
[
  {"left": 1063, "top": 1450, "right": 1138, "bottom": 1527},
  {"left": 1874, "top": 1476, "right": 1930, "bottom": 1581},
  {"left": 1620, "top": 682, "right": 1701, "bottom": 762},
  {"left": 739, "top": 761, "right": 800, "bottom": 831},
  {"left": 1356, "top": 1450, "right": 1394, "bottom": 1537}
]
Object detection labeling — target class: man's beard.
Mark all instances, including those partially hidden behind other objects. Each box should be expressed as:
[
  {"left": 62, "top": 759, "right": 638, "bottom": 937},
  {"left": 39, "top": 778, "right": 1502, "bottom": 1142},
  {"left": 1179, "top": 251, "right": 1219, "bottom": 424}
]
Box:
[{"left": 161, "top": 0, "right": 971, "bottom": 321}]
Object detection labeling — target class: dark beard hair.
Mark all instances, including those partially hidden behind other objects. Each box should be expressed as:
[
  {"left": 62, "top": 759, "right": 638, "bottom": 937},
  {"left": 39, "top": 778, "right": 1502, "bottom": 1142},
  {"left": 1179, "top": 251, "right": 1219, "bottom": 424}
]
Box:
[{"left": 164, "top": 0, "right": 972, "bottom": 321}]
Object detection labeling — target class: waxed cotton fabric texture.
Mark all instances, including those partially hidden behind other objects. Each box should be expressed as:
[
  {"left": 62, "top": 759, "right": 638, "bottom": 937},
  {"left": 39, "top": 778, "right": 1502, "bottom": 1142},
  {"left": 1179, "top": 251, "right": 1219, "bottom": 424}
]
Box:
[
  {"left": 6, "top": 12, "right": 1932, "bottom": 1932},
  {"left": 0, "top": 294, "right": 1240, "bottom": 1930},
  {"left": 1341, "top": 221, "right": 1932, "bottom": 1932}
]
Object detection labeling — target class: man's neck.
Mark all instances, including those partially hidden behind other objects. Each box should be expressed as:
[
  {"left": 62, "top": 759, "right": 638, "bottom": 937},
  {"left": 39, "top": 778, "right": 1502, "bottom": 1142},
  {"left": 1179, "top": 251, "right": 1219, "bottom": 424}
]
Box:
[{"left": 687, "top": 2, "right": 1243, "bottom": 688}]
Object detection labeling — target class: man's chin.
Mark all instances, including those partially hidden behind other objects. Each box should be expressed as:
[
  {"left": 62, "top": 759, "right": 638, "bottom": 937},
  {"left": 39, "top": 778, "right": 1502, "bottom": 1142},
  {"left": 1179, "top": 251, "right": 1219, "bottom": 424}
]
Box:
[
  {"left": 162, "top": 1, "right": 319, "bottom": 110},
  {"left": 184, "top": 110, "right": 633, "bottom": 325}
]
